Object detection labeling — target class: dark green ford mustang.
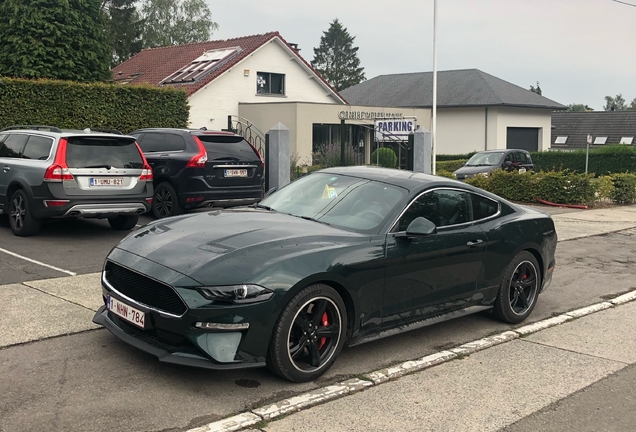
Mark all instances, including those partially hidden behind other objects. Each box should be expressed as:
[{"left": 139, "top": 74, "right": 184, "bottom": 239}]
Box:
[{"left": 93, "top": 166, "right": 557, "bottom": 382}]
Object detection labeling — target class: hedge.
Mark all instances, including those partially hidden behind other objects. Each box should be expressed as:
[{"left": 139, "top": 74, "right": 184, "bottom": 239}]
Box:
[
  {"left": 464, "top": 170, "right": 636, "bottom": 205},
  {"left": 436, "top": 152, "right": 475, "bottom": 161},
  {"left": 437, "top": 159, "right": 468, "bottom": 172},
  {"left": 531, "top": 146, "right": 636, "bottom": 176},
  {"left": 371, "top": 147, "right": 397, "bottom": 168},
  {"left": 0, "top": 77, "right": 189, "bottom": 133}
]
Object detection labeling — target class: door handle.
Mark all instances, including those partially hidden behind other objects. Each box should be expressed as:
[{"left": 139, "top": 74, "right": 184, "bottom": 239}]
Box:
[{"left": 466, "top": 239, "right": 484, "bottom": 247}]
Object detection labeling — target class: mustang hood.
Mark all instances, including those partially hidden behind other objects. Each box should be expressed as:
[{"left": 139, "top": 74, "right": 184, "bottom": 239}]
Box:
[{"left": 114, "top": 208, "right": 368, "bottom": 285}]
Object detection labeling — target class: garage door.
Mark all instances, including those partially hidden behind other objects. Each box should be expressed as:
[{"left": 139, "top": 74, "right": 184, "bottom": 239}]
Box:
[{"left": 506, "top": 127, "right": 539, "bottom": 152}]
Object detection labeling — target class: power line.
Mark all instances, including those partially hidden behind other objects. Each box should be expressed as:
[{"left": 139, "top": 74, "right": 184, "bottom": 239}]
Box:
[{"left": 611, "top": 0, "right": 636, "bottom": 7}]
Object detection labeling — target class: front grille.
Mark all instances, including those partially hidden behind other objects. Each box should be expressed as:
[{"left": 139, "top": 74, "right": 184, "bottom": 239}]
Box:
[{"left": 105, "top": 261, "right": 187, "bottom": 315}]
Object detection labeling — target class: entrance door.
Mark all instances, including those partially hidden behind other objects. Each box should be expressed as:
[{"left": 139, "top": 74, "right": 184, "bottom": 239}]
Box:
[{"left": 507, "top": 127, "right": 539, "bottom": 152}]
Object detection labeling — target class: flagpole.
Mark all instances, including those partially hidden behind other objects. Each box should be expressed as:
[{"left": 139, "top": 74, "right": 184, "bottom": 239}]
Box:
[{"left": 432, "top": 0, "right": 438, "bottom": 175}]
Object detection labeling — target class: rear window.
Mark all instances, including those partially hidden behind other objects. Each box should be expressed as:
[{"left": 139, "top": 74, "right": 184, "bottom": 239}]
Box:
[
  {"left": 197, "top": 135, "right": 259, "bottom": 161},
  {"left": 65, "top": 136, "right": 143, "bottom": 169}
]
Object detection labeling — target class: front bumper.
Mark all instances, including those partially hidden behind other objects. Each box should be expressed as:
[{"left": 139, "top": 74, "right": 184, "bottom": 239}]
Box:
[{"left": 93, "top": 306, "right": 265, "bottom": 370}]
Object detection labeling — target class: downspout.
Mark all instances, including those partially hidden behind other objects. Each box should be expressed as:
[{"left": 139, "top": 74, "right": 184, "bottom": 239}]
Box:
[{"left": 484, "top": 107, "right": 488, "bottom": 151}]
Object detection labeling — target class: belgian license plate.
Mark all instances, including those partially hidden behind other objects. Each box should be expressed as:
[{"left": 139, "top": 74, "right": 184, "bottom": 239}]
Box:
[
  {"left": 518, "top": 168, "right": 527, "bottom": 174},
  {"left": 224, "top": 169, "right": 248, "bottom": 178},
  {"left": 107, "top": 295, "right": 145, "bottom": 329},
  {"left": 90, "top": 177, "right": 124, "bottom": 186}
]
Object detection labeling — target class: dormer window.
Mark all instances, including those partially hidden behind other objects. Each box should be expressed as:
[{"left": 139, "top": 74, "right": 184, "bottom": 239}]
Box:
[
  {"left": 257, "top": 72, "right": 285, "bottom": 95},
  {"left": 161, "top": 48, "right": 241, "bottom": 85}
]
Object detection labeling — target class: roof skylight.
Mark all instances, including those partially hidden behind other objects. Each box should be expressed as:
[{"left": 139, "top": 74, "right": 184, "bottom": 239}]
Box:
[
  {"left": 160, "top": 47, "right": 241, "bottom": 85},
  {"left": 619, "top": 137, "right": 634, "bottom": 144},
  {"left": 594, "top": 136, "right": 607, "bottom": 145},
  {"left": 554, "top": 136, "right": 568, "bottom": 144}
]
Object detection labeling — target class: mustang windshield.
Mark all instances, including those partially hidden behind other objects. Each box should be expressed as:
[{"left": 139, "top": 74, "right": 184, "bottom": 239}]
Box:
[
  {"left": 465, "top": 152, "right": 505, "bottom": 167},
  {"left": 260, "top": 173, "right": 407, "bottom": 232}
]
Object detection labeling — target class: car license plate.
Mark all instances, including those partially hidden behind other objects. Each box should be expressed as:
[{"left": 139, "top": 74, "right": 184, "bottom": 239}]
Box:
[
  {"left": 224, "top": 169, "right": 248, "bottom": 178},
  {"left": 107, "top": 295, "right": 145, "bottom": 329},
  {"left": 518, "top": 168, "right": 527, "bottom": 174},
  {"left": 90, "top": 177, "right": 124, "bottom": 186}
]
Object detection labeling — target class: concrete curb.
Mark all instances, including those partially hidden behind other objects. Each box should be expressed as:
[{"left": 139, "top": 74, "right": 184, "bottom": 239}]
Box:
[{"left": 187, "top": 289, "right": 636, "bottom": 432}]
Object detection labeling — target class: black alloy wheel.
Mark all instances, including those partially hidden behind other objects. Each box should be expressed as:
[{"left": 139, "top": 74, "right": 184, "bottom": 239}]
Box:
[
  {"left": 9, "top": 189, "right": 41, "bottom": 236},
  {"left": 268, "top": 284, "right": 347, "bottom": 382},
  {"left": 153, "top": 182, "right": 182, "bottom": 218},
  {"left": 493, "top": 251, "right": 540, "bottom": 324}
]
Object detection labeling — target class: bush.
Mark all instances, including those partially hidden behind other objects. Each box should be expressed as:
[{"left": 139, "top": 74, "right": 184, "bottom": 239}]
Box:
[
  {"left": 610, "top": 173, "right": 636, "bottom": 204},
  {"left": 531, "top": 146, "right": 636, "bottom": 176},
  {"left": 312, "top": 143, "right": 361, "bottom": 167},
  {"left": 437, "top": 159, "right": 468, "bottom": 172},
  {"left": 0, "top": 77, "right": 189, "bottom": 132},
  {"left": 436, "top": 152, "right": 476, "bottom": 161},
  {"left": 435, "top": 169, "right": 456, "bottom": 179},
  {"left": 370, "top": 147, "right": 397, "bottom": 168}
]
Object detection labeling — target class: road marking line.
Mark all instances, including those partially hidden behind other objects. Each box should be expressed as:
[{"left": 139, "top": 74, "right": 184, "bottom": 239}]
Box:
[{"left": 0, "top": 247, "right": 77, "bottom": 276}]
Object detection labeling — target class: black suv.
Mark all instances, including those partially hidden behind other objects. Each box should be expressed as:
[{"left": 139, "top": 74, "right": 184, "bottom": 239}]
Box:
[
  {"left": 453, "top": 149, "right": 534, "bottom": 180},
  {"left": 0, "top": 126, "right": 153, "bottom": 236},
  {"left": 129, "top": 128, "right": 264, "bottom": 218}
]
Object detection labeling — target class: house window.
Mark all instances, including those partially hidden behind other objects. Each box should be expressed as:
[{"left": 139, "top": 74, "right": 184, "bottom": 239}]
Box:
[
  {"left": 594, "top": 136, "right": 607, "bottom": 145},
  {"left": 554, "top": 136, "right": 568, "bottom": 144},
  {"left": 257, "top": 72, "right": 285, "bottom": 95},
  {"left": 619, "top": 137, "right": 634, "bottom": 145}
]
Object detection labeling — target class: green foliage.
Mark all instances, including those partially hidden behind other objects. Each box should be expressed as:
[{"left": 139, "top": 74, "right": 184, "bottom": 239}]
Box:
[
  {"left": 609, "top": 173, "right": 636, "bottom": 204},
  {"left": 466, "top": 170, "right": 597, "bottom": 205},
  {"left": 604, "top": 94, "right": 627, "bottom": 111},
  {"left": 0, "top": 0, "right": 111, "bottom": 82},
  {"left": 531, "top": 146, "right": 636, "bottom": 176},
  {"left": 435, "top": 170, "right": 455, "bottom": 179},
  {"left": 306, "top": 165, "right": 323, "bottom": 174},
  {"left": 436, "top": 159, "right": 467, "bottom": 172},
  {"left": 370, "top": 147, "right": 397, "bottom": 168},
  {"left": 594, "top": 176, "right": 615, "bottom": 200},
  {"left": 140, "top": 0, "right": 218, "bottom": 48},
  {"left": 0, "top": 77, "right": 189, "bottom": 133},
  {"left": 529, "top": 81, "right": 542, "bottom": 95},
  {"left": 567, "top": 103, "right": 594, "bottom": 112},
  {"left": 311, "top": 19, "right": 365, "bottom": 92},
  {"left": 103, "top": 0, "right": 144, "bottom": 66},
  {"left": 312, "top": 143, "right": 360, "bottom": 167}
]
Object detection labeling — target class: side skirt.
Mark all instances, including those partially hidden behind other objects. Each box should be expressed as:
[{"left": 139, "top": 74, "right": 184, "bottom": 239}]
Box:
[{"left": 349, "top": 305, "right": 493, "bottom": 347}]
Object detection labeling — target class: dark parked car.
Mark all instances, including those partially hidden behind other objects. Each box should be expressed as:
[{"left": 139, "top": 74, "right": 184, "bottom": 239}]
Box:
[
  {"left": 0, "top": 126, "right": 153, "bottom": 236},
  {"left": 453, "top": 149, "right": 534, "bottom": 180},
  {"left": 129, "top": 128, "right": 265, "bottom": 218},
  {"left": 93, "top": 166, "right": 557, "bottom": 382}
]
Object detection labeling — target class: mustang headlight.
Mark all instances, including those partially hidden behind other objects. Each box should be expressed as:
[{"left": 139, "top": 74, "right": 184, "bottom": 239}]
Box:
[{"left": 198, "top": 284, "right": 274, "bottom": 304}]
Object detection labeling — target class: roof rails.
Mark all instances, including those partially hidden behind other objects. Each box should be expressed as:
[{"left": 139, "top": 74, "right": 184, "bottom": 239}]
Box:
[
  {"left": 87, "top": 128, "right": 123, "bottom": 135},
  {"left": 0, "top": 125, "right": 62, "bottom": 133}
]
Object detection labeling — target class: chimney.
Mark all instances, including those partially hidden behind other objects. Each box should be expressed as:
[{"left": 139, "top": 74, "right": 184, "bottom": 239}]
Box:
[{"left": 289, "top": 43, "right": 300, "bottom": 52}]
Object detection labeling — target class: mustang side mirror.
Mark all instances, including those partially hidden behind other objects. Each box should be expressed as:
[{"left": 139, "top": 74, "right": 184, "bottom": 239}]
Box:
[{"left": 396, "top": 217, "right": 437, "bottom": 238}]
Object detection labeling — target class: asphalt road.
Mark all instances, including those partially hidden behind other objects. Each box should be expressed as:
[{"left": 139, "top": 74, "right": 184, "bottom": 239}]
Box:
[{"left": 1, "top": 230, "right": 635, "bottom": 432}]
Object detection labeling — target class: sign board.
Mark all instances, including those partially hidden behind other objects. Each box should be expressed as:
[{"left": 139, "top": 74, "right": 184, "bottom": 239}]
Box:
[
  {"left": 375, "top": 119, "right": 417, "bottom": 141},
  {"left": 339, "top": 110, "right": 403, "bottom": 121}
]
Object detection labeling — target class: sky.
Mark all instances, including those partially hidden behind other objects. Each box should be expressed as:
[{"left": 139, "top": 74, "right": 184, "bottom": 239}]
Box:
[{"left": 207, "top": 0, "right": 636, "bottom": 110}]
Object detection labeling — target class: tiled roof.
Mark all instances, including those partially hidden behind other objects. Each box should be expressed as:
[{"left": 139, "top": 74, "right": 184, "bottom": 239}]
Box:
[
  {"left": 339, "top": 69, "right": 565, "bottom": 110},
  {"left": 112, "top": 32, "right": 345, "bottom": 102},
  {"left": 551, "top": 111, "right": 636, "bottom": 149}
]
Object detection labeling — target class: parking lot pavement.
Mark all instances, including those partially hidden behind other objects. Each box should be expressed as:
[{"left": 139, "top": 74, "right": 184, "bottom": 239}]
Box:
[
  {"left": 0, "top": 214, "right": 154, "bottom": 284},
  {"left": 2, "top": 230, "right": 636, "bottom": 432}
]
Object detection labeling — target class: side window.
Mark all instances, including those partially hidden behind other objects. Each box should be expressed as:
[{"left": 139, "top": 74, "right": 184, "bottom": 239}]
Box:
[
  {"left": 470, "top": 193, "right": 499, "bottom": 221},
  {"left": 137, "top": 133, "right": 165, "bottom": 153},
  {"left": 0, "top": 134, "right": 29, "bottom": 158},
  {"left": 396, "top": 189, "right": 472, "bottom": 230},
  {"left": 163, "top": 134, "right": 186, "bottom": 152},
  {"left": 503, "top": 153, "right": 514, "bottom": 164},
  {"left": 515, "top": 152, "right": 528, "bottom": 163},
  {"left": 22, "top": 136, "right": 54, "bottom": 160}
]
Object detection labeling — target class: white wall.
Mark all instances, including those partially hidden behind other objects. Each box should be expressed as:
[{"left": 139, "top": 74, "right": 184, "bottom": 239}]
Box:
[
  {"left": 435, "top": 106, "right": 552, "bottom": 155},
  {"left": 188, "top": 39, "right": 340, "bottom": 130}
]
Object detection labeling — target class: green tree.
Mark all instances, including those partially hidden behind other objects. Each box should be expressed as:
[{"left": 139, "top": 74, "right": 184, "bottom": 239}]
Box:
[
  {"left": 604, "top": 94, "right": 627, "bottom": 111},
  {"left": 630, "top": 98, "right": 636, "bottom": 110},
  {"left": 529, "top": 81, "right": 542, "bottom": 95},
  {"left": 311, "top": 18, "right": 366, "bottom": 92},
  {"left": 102, "top": 0, "right": 144, "bottom": 66},
  {"left": 139, "top": 0, "right": 218, "bottom": 48},
  {"left": 0, "top": 0, "right": 111, "bottom": 82},
  {"left": 567, "top": 103, "right": 594, "bottom": 112}
]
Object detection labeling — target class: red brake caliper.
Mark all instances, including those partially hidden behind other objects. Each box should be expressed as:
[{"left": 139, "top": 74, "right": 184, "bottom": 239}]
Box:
[{"left": 317, "top": 312, "right": 329, "bottom": 350}]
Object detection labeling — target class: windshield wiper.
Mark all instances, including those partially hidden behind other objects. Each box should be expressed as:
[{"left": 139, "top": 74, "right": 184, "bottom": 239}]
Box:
[
  {"left": 299, "top": 215, "right": 331, "bottom": 226},
  {"left": 85, "top": 164, "right": 112, "bottom": 169},
  {"left": 254, "top": 203, "right": 272, "bottom": 211}
]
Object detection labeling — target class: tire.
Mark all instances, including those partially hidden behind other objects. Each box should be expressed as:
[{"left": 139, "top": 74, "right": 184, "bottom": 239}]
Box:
[
  {"left": 108, "top": 215, "right": 139, "bottom": 230},
  {"left": 268, "top": 284, "right": 347, "bottom": 382},
  {"left": 152, "top": 182, "right": 182, "bottom": 219},
  {"left": 8, "top": 189, "right": 41, "bottom": 236},
  {"left": 493, "top": 251, "right": 541, "bottom": 324}
]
